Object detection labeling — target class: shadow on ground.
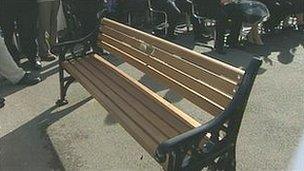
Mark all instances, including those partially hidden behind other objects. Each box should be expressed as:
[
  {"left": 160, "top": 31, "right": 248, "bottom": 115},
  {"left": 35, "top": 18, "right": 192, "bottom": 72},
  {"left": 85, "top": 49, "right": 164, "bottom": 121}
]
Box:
[
  {"left": 0, "top": 60, "right": 59, "bottom": 98},
  {"left": 0, "top": 97, "right": 92, "bottom": 171},
  {"left": 244, "top": 31, "right": 304, "bottom": 65}
]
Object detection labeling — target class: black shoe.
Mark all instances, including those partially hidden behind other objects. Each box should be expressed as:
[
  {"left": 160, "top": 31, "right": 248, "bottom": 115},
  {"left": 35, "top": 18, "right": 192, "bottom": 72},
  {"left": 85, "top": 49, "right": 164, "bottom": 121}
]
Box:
[
  {"left": 17, "top": 72, "right": 41, "bottom": 85},
  {"left": 30, "top": 60, "right": 42, "bottom": 70},
  {"left": 0, "top": 97, "right": 5, "bottom": 108}
]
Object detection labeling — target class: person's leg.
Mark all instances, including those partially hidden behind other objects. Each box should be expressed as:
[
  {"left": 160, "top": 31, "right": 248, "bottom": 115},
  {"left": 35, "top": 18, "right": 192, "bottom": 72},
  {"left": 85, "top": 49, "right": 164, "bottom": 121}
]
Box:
[
  {"left": 214, "top": 9, "right": 227, "bottom": 53},
  {"left": 1, "top": 15, "right": 21, "bottom": 63},
  {"left": 74, "top": 0, "right": 99, "bottom": 37},
  {"left": 0, "top": 38, "right": 25, "bottom": 84},
  {"left": 191, "top": 15, "right": 211, "bottom": 42},
  {"left": 164, "top": 1, "right": 181, "bottom": 37},
  {"left": 191, "top": 14, "right": 203, "bottom": 38},
  {"left": 224, "top": 4, "right": 243, "bottom": 48},
  {"left": 227, "top": 19, "right": 242, "bottom": 47},
  {"left": 37, "top": 1, "right": 52, "bottom": 58},
  {"left": 17, "top": 6, "right": 41, "bottom": 69},
  {"left": 50, "top": 0, "right": 60, "bottom": 46}
]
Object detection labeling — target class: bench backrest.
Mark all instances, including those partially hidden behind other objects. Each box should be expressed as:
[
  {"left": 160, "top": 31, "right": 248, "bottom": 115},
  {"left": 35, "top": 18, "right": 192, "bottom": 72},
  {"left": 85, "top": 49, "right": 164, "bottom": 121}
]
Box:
[{"left": 98, "top": 18, "right": 245, "bottom": 116}]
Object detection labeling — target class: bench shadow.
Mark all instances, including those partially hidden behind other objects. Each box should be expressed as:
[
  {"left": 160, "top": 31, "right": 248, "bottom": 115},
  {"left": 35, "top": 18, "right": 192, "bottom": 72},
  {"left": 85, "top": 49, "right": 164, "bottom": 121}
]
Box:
[
  {"left": 102, "top": 53, "right": 125, "bottom": 67},
  {"left": 0, "top": 60, "right": 59, "bottom": 98},
  {"left": 0, "top": 96, "right": 92, "bottom": 171},
  {"left": 138, "top": 74, "right": 167, "bottom": 92},
  {"left": 138, "top": 74, "right": 183, "bottom": 104},
  {"left": 104, "top": 113, "right": 118, "bottom": 125}
]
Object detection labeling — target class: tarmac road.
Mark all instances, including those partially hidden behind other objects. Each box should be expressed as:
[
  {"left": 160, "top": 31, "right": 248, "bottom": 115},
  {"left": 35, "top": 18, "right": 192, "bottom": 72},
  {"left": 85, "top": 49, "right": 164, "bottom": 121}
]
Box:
[{"left": 0, "top": 30, "right": 303, "bottom": 171}]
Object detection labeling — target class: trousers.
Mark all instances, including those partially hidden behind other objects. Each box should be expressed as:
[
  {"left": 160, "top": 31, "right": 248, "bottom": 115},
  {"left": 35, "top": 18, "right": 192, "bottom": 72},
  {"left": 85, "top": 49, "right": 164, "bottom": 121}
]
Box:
[
  {"left": 0, "top": 38, "right": 25, "bottom": 84},
  {"left": 0, "top": 1, "right": 39, "bottom": 62},
  {"left": 37, "top": 0, "right": 60, "bottom": 56},
  {"left": 192, "top": 2, "right": 243, "bottom": 48}
]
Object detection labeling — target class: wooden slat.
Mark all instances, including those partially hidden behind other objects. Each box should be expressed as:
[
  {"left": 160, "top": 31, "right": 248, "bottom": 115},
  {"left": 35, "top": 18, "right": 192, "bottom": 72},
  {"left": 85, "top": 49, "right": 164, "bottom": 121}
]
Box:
[
  {"left": 101, "top": 26, "right": 238, "bottom": 95},
  {"left": 79, "top": 58, "right": 185, "bottom": 138},
  {"left": 100, "top": 33, "right": 232, "bottom": 109},
  {"left": 152, "top": 49, "right": 239, "bottom": 95},
  {"left": 89, "top": 54, "right": 201, "bottom": 127},
  {"left": 71, "top": 59, "right": 169, "bottom": 144},
  {"left": 86, "top": 56, "right": 199, "bottom": 133},
  {"left": 100, "top": 18, "right": 244, "bottom": 82},
  {"left": 99, "top": 41, "right": 224, "bottom": 116},
  {"left": 62, "top": 60, "right": 158, "bottom": 154}
]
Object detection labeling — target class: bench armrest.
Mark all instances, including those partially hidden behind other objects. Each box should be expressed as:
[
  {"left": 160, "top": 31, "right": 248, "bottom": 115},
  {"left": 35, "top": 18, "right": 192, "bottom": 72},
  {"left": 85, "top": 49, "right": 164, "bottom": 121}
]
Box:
[
  {"left": 155, "top": 108, "right": 231, "bottom": 162},
  {"left": 52, "top": 28, "right": 98, "bottom": 50},
  {"left": 155, "top": 57, "right": 262, "bottom": 163}
]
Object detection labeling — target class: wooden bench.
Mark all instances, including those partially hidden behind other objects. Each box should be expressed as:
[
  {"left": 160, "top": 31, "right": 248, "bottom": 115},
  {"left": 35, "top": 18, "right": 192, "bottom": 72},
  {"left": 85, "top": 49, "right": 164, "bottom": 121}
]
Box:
[{"left": 54, "top": 18, "right": 262, "bottom": 171}]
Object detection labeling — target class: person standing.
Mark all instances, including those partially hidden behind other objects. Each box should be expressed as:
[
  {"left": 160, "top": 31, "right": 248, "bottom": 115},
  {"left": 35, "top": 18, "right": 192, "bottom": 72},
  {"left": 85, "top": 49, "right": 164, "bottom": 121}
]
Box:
[{"left": 37, "top": 0, "right": 60, "bottom": 61}]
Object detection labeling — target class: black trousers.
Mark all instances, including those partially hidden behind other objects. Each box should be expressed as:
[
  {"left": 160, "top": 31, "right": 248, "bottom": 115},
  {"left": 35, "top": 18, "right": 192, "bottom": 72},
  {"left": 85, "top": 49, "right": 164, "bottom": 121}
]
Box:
[
  {"left": 0, "top": 12, "right": 21, "bottom": 61},
  {"left": 0, "top": 4, "right": 38, "bottom": 62},
  {"left": 215, "top": 4, "right": 243, "bottom": 48},
  {"left": 18, "top": 9, "right": 38, "bottom": 62},
  {"left": 73, "top": 0, "right": 100, "bottom": 36},
  {"left": 192, "top": 3, "right": 243, "bottom": 48}
]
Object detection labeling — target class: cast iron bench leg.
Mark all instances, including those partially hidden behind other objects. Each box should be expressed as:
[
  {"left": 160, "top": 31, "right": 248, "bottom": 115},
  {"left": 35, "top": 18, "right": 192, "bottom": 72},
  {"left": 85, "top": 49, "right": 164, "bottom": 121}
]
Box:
[{"left": 56, "top": 65, "right": 75, "bottom": 106}]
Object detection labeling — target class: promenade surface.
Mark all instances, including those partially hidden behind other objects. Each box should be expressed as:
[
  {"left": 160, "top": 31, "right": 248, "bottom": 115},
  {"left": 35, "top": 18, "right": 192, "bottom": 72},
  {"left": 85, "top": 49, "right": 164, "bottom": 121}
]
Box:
[{"left": 0, "top": 30, "right": 303, "bottom": 171}]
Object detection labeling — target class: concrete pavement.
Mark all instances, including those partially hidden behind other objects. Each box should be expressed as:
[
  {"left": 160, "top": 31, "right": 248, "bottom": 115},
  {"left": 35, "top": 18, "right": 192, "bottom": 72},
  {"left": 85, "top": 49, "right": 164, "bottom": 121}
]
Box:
[{"left": 0, "top": 30, "right": 303, "bottom": 171}]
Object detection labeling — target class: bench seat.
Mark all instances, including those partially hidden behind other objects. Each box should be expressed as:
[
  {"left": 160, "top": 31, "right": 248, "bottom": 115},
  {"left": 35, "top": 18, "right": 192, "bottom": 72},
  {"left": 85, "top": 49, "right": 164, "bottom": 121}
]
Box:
[{"left": 62, "top": 54, "right": 201, "bottom": 155}]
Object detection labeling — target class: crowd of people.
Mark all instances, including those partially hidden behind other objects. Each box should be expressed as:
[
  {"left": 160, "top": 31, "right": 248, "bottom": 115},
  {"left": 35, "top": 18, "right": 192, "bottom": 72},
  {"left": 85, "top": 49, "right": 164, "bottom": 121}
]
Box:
[
  {"left": 92, "top": 0, "right": 303, "bottom": 54},
  {"left": 0, "top": 0, "right": 64, "bottom": 108},
  {"left": 0, "top": 0, "right": 59, "bottom": 69},
  {"left": 146, "top": 0, "right": 303, "bottom": 53},
  {"left": 0, "top": 0, "right": 303, "bottom": 108}
]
